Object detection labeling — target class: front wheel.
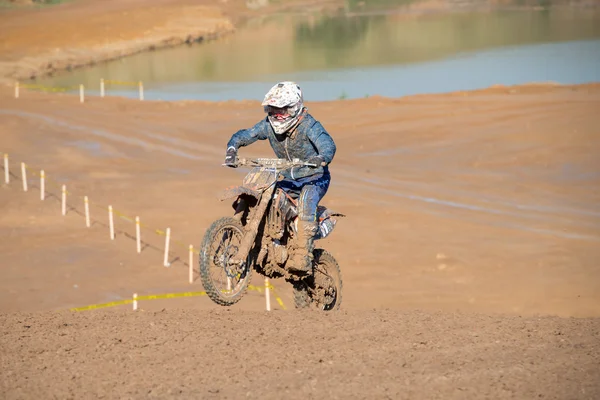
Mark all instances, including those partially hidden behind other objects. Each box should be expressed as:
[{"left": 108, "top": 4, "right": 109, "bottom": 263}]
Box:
[
  {"left": 199, "top": 217, "right": 253, "bottom": 306},
  {"left": 293, "top": 249, "right": 343, "bottom": 311}
]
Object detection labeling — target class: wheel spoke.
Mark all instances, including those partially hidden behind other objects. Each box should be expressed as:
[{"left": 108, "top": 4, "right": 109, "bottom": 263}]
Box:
[
  {"left": 204, "top": 223, "right": 249, "bottom": 298},
  {"left": 293, "top": 249, "right": 342, "bottom": 311}
]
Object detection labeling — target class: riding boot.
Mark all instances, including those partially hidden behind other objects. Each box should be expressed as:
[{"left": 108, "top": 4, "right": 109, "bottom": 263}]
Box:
[{"left": 288, "top": 220, "right": 319, "bottom": 273}]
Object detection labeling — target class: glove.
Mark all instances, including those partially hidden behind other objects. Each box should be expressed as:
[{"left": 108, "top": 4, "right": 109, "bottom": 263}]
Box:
[
  {"left": 306, "top": 155, "right": 324, "bottom": 167},
  {"left": 224, "top": 146, "right": 238, "bottom": 168}
]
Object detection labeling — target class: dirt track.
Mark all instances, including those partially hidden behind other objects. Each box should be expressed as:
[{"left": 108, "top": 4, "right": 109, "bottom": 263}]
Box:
[
  {"left": 1, "top": 1, "right": 600, "bottom": 398},
  {"left": 2, "top": 310, "right": 599, "bottom": 399},
  {"left": 1, "top": 83, "right": 600, "bottom": 398},
  {"left": 2, "top": 83, "right": 599, "bottom": 315}
]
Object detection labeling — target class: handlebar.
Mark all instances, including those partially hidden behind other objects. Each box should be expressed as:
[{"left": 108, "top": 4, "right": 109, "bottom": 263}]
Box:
[{"left": 224, "top": 158, "right": 325, "bottom": 169}]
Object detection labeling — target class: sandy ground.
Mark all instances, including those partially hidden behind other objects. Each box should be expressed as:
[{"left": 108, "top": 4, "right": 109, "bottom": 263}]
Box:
[
  {"left": 2, "top": 310, "right": 599, "bottom": 399},
  {"left": 1, "top": 0, "right": 600, "bottom": 398},
  {"left": 2, "top": 83, "right": 600, "bottom": 315},
  {"left": 1, "top": 83, "right": 599, "bottom": 397}
]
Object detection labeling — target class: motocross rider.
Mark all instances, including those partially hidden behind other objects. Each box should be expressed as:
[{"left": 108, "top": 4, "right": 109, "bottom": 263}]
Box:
[{"left": 224, "top": 81, "right": 336, "bottom": 273}]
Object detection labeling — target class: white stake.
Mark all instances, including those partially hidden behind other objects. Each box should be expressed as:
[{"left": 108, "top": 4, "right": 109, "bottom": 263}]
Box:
[
  {"left": 21, "top": 162, "right": 27, "bottom": 192},
  {"left": 40, "top": 170, "right": 45, "bottom": 200},
  {"left": 79, "top": 84, "right": 84, "bottom": 103},
  {"left": 188, "top": 245, "right": 194, "bottom": 283},
  {"left": 139, "top": 81, "right": 144, "bottom": 101},
  {"left": 135, "top": 216, "right": 141, "bottom": 254},
  {"left": 133, "top": 293, "right": 138, "bottom": 311},
  {"left": 100, "top": 79, "right": 105, "bottom": 98},
  {"left": 265, "top": 277, "right": 271, "bottom": 311},
  {"left": 163, "top": 227, "right": 171, "bottom": 267},
  {"left": 227, "top": 276, "right": 232, "bottom": 291},
  {"left": 61, "top": 185, "right": 67, "bottom": 216},
  {"left": 14, "top": 82, "right": 19, "bottom": 99},
  {"left": 108, "top": 205, "right": 115, "bottom": 240},
  {"left": 4, "top": 154, "right": 9, "bottom": 184},
  {"left": 84, "top": 196, "right": 90, "bottom": 228}
]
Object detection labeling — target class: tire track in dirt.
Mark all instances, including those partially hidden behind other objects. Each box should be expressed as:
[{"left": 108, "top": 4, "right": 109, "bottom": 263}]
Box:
[
  {"left": 2, "top": 107, "right": 598, "bottom": 242},
  {"left": 339, "top": 95, "right": 586, "bottom": 136},
  {"left": 0, "top": 110, "right": 205, "bottom": 161},
  {"left": 334, "top": 180, "right": 600, "bottom": 242}
]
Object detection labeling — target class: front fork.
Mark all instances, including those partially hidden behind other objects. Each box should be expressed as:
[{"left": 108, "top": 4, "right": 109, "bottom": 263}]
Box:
[{"left": 231, "top": 185, "right": 275, "bottom": 266}]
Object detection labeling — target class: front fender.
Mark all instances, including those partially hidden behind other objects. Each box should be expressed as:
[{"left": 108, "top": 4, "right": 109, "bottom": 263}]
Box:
[{"left": 219, "top": 186, "right": 261, "bottom": 202}]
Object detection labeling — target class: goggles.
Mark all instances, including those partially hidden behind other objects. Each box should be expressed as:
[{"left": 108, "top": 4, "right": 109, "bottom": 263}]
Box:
[{"left": 264, "top": 105, "right": 291, "bottom": 120}]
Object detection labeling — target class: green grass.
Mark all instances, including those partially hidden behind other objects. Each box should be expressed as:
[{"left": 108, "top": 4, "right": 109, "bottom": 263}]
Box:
[{"left": 0, "top": 0, "right": 72, "bottom": 10}]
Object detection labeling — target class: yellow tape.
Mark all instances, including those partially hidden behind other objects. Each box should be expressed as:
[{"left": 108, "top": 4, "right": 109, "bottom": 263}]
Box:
[
  {"left": 71, "top": 285, "right": 287, "bottom": 312},
  {"left": 172, "top": 238, "right": 190, "bottom": 250},
  {"left": 269, "top": 286, "right": 288, "bottom": 311},
  {"left": 137, "top": 291, "right": 207, "bottom": 301},
  {"left": 113, "top": 209, "right": 134, "bottom": 223},
  {"left": 70, "top": 291, "right": 208, "bottom": 311},
  {"left": 248, "top": 284, "right": 263, "bottom": 294},
  {"left": 20, "top": 84, "right": 78, "bottom": 92},
  {"left": 137, "top": 222, "right": 166, "bottom": 236},
  {"left": 90, "top": 201, "right": 107, "bottom": 211},
  {"left": 23, "top": 165, "right": 74, "bottom": 196},
  {"left": 275, "top": 296, "right": 287, "bottom": 310}
]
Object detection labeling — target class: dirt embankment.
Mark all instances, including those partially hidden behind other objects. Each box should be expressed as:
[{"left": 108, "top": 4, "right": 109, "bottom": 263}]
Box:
[
  {"left": 1, "top": 0, "right": 597, "bottom": 85},
  {"left": 0, "top": 0, "right": 346, "bottom": 84},
  {"left": 0, "top": 0, "right": 234, "bottom": 84}
]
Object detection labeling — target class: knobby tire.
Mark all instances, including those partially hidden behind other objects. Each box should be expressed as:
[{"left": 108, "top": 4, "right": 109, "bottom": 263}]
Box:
[{"left": 199, "top": 217, "right": 253, "bottom": 306}]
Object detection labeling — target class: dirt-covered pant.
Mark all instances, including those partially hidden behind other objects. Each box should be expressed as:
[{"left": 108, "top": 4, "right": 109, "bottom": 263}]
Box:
[{"left": 277, "top": 173, "right": 330, "bottom": 222}]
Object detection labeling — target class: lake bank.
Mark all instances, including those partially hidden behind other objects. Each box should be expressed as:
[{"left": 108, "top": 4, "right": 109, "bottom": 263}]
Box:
[{"left": 2, "top": 0, "right": 596, "bottom": 86}]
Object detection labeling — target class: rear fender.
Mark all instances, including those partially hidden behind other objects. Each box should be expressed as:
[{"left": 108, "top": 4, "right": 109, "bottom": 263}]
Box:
[{"left": 314, "top": 206, "right": 345, "bottom": 240}]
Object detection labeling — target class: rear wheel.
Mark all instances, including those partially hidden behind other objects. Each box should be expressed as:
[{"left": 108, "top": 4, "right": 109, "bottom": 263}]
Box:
[
  {"left": 199, "top": 217, "right": 253, "bottom": 306},
  {"left": 293, "top": 249, "right": 342, "bottom": 311}
]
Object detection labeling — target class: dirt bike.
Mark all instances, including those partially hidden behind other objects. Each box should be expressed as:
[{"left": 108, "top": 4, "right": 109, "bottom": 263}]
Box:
[{"left": 199, "top": 157, "right": 344, "bottom": 310}]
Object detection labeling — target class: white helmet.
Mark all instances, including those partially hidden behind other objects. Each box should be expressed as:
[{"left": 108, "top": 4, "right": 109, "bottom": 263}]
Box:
[{"left": 262, "top": 81, "right": 304, "bottom": 134}]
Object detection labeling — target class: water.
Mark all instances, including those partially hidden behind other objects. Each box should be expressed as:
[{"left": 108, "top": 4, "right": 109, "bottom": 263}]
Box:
[{"left": 36, "top": 7, "right": 600, "bottom": 101}]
